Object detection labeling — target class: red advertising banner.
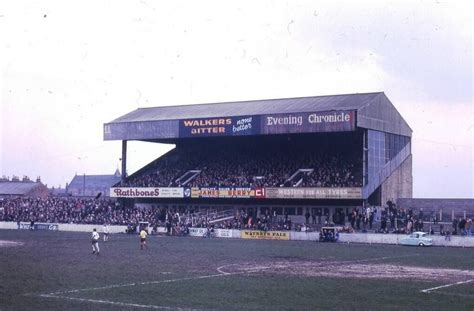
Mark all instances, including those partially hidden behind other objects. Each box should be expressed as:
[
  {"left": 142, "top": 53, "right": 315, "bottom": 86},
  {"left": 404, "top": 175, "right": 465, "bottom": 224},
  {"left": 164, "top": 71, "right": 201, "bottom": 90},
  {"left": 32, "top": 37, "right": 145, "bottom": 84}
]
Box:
[{"left": 190, "top": 187, "right": 256, "bottom": 198}]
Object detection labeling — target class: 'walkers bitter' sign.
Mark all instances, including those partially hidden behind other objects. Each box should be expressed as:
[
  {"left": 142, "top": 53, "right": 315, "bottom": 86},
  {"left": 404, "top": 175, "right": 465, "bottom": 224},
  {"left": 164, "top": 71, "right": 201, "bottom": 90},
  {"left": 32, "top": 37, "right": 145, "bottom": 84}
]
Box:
[{"left": 179, "top": 116, "right": 259, "bottom": 137}]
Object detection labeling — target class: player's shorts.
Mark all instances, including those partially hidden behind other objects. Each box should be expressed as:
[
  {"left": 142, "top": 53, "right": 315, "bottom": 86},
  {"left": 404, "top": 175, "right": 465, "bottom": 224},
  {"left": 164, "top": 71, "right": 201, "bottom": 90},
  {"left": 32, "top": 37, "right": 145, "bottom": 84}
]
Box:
[
  {"left": 92, "top": 240, "right": 98, "bottom": 244},
  {"left": 141, "top": 238, "right": 146, "bottom": 243}
]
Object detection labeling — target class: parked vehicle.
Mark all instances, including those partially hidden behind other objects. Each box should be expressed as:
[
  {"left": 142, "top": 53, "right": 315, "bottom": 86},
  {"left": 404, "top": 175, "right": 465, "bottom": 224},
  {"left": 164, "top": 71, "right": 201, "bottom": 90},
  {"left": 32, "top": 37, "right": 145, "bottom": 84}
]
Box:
[
  {"left": 319, "top": 227, "right": 339, "bottom": 242},
  {"left": 400, "top": 232, "right": 433, "bottom": 246}
]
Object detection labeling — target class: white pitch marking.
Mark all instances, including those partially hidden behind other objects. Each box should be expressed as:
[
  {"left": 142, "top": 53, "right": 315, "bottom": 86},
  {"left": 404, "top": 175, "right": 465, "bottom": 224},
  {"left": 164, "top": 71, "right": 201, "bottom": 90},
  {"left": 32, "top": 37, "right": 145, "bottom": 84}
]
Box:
[
  {"left": 0, "top": 240, "right": 24, "bottom": 247},
  {"left": 34, "top": 254, "right": 422, "bottom": 308},
  {"left": 35, "top": 271, "right": 242, "bottom": 310},
  {"left": 216, "top": 263, "right": 271, "bottom": 275},
  {"left": 47, "top": 282, "right": 139, "bottom": 295},
  {"left": 216, "top": 265, "right": 232, "bottom": 275},
  {"left": 49, "top": 273, "right": 232, "bottom": 296},
  {"left": 39, "top": 294, "right": 201, "bottom": 310},
  {"left": 242, "top": 266, "right": 271, "bottom": 272},
  {"left": 421, "top": 279, "right": 474, "bottom": 293},
  {"left": 341, "top": 253, "right": 420, "bottom": 264}
]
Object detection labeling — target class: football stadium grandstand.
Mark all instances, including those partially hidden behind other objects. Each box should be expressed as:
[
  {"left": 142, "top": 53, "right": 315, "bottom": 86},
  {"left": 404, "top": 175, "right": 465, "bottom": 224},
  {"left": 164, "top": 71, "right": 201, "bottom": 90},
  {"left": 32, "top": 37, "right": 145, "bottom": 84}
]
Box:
[
  {"left": 1, "top": 93, "right": 473, "bottom": 234},
  {"left": 104, "top": 92, "right": 413, "bottom": 221}
]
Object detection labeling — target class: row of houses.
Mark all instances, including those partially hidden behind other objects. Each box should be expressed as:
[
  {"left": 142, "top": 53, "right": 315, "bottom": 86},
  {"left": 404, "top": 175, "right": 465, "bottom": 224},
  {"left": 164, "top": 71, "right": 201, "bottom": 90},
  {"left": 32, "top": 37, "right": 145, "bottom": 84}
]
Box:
[{"left": 0, "top": 170, "right": 121, "bottom": 198}]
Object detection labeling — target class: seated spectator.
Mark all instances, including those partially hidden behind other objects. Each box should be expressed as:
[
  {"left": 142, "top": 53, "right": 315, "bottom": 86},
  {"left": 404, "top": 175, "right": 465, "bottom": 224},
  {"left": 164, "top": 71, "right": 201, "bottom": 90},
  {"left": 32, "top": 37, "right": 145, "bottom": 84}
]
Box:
[{"left": 119, "top": 137, "right": 363, "bottom": 189}]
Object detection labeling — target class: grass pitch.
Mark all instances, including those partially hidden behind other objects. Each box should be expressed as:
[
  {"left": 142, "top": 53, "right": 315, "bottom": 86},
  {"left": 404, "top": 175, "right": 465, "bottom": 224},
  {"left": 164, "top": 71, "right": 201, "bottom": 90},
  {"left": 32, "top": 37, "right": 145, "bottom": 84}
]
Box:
[{"left": 0, "top": 229, "right": 473, "bottom": 311}]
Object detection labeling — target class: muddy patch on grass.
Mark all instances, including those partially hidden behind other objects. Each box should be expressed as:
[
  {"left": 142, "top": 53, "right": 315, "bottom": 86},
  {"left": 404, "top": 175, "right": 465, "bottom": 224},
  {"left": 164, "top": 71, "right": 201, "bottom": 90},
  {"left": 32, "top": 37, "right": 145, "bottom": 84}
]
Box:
[{"left": 220, "top": 261, "right": 474, "bottom": 283}]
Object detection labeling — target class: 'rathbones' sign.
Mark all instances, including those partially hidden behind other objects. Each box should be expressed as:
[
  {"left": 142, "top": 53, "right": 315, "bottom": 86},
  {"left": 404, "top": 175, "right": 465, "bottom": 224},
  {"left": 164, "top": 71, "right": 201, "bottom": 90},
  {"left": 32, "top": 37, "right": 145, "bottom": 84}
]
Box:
[
  {"left": 261, "top": 110, "right": 355, "bottom": 134},
  {"left": 110, "top": 187, "right": 184, "bottom": 198},
  {"left": 179, "top": 116, "right": 258, "bottom": 137}
]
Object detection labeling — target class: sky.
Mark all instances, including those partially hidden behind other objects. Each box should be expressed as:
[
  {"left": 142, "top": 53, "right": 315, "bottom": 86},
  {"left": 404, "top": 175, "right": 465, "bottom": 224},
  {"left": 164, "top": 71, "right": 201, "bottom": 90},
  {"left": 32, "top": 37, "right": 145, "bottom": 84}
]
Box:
[{"left": 0, "top": 0, "right": 472, "bottom": 198}]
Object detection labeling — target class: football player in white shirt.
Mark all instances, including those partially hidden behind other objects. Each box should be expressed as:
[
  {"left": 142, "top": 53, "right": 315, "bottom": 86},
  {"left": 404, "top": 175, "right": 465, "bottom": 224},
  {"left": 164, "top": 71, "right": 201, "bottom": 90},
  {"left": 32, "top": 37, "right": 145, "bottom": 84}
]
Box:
[
  {"left": 102, "top": 223, "right": 110, "bottom": 241},
  {"left": 92, "top": 228, "right": 100, "bottom": 255}
]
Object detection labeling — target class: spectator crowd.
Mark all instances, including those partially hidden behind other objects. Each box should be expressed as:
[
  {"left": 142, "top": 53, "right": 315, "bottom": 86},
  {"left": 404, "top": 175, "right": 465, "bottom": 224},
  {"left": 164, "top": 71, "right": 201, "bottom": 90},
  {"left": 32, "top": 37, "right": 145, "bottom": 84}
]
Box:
[
  {"left": 1, "top": 197, "right": 160, "bottom": 226},
  {"left": 1, "top": 197, "right": 471, "bottom": 237},
  {"left": 122, "top": 138, "right": 363, "bottom": 189}
]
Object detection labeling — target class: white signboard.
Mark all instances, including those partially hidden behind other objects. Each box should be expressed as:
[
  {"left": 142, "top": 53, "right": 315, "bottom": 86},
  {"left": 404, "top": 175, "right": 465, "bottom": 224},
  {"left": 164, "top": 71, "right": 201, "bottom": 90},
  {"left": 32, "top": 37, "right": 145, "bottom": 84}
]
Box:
[{"left": 110, "top": 187, "right": 184, "bottom": 198}]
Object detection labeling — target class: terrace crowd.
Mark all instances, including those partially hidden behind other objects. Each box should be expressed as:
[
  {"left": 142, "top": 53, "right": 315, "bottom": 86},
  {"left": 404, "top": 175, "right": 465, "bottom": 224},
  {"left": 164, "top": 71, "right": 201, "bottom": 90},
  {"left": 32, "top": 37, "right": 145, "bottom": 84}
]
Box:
[
  {"left": 1, "top": 197, "right": 160, "bottom": 226},
  {"left": 1, "top": 197, "right": 471, "bottom": 236},
  {"left": 122, "top": 139, "right": 362, "bottom": 189}
]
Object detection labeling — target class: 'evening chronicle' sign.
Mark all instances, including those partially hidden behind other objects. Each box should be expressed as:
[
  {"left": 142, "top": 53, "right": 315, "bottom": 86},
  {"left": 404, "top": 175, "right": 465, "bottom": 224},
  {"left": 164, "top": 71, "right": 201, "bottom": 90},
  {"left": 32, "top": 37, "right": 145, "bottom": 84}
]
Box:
[
  {"left": 261, "top": 110, "right": 355, "bottom": 134},
  {"left": 110, "top": 187, "right": 184, "bottom": 198},
  {"left": 179, "top": 116, "right": 259, "bottom": 137}
]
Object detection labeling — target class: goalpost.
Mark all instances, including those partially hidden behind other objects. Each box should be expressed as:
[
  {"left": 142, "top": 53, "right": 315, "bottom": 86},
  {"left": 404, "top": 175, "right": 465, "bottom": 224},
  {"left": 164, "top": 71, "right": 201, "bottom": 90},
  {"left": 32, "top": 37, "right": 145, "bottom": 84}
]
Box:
[{"left": 138, "top": 221, "right": 150, "bottom": 233}]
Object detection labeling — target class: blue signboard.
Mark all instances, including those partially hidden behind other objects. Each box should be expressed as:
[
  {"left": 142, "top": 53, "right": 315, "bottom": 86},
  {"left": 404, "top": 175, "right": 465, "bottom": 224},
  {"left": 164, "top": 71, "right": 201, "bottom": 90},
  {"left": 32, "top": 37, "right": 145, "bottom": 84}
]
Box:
[{"left": 179, "top": 115, "right": 259, "bottom": 138}]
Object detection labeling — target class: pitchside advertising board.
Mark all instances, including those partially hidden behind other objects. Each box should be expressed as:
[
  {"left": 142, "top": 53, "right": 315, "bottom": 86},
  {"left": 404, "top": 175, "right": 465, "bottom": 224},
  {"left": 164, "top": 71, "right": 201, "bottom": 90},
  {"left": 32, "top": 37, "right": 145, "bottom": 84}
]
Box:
[
  {"left": 110, "top": 187, "right": 361, "bottom": 199},
  {"left": 241, "top": 230, "right": 290, "bottom": 240},
  {"left": 18, "top": 222, "right": 58, "bottom": 231}
]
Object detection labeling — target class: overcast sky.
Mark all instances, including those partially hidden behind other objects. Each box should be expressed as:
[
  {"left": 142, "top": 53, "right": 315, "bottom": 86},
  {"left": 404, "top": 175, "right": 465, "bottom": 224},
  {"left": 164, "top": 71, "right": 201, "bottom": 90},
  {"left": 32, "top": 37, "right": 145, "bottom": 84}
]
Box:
[{"left": 0, "top": 0, "right": 472, "bottom": 198}]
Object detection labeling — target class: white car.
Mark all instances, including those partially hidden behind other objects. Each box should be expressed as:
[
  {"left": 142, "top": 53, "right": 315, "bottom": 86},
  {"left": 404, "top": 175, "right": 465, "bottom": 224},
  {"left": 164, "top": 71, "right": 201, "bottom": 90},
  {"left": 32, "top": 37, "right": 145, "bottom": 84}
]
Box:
[{"left": 400, "top": 232, "right": 433, "bottom": 247}]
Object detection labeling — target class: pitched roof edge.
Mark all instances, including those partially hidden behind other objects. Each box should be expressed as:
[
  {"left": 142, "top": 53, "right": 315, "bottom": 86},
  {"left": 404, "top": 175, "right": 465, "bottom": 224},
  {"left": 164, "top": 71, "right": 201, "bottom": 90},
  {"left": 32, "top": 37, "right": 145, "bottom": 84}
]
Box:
[
  {"left": 133, "top": 92, "right": 384, "bottom": 111},
  {"left": 377, "top": 93, "right": 413, "bottom": 133}
]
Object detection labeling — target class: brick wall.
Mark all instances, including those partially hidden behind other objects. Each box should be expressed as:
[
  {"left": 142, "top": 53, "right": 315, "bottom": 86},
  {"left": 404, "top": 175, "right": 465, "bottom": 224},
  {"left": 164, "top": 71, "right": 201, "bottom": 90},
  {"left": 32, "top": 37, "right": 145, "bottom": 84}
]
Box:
[{"left": 397, "top": 198, "right": 474, "bottom": 220}]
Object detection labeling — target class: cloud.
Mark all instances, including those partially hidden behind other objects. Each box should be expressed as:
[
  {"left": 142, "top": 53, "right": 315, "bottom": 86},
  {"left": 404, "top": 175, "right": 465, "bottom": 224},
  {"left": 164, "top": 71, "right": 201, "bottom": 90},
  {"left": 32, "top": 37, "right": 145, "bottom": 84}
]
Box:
[
  {"left": 396, "top": 100, "right": 474, "bottom": 198},
  {"left": 0, "top": 0, "right": 472, "bottom": 197}
]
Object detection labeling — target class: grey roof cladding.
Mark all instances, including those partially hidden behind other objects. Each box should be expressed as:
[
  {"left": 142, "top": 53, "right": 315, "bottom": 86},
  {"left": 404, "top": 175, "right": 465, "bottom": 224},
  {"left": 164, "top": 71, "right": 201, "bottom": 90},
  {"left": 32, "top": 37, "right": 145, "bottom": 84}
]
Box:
[
  {"left": 0, "top": 182, "right": 42, "bottom": 195},
  {"left": 104, "top": 92, "right": 412, "bottom": 139},
  {"left": 109, "top": 92, "right": 382, "bottom": 123},
  {"left": 68, "top": 175, "right": 121, "bottom": 191}
]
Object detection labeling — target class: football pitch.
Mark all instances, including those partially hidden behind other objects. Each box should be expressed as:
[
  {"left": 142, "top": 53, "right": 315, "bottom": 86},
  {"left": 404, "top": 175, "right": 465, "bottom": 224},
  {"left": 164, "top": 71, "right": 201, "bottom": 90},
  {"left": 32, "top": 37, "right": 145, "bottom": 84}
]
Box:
[{"left": 0, "top": 230, "right": 473, "bottom": 311}]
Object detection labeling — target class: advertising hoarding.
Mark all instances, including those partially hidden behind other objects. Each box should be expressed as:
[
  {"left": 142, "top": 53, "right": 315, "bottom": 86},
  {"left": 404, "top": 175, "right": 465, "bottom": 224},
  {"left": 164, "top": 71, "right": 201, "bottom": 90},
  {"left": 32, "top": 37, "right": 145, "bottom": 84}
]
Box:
[
  {"left": 264, "top": 187, "right": 362, "bottom": 199},
  {"left": 190, "top": 187, "right": 257, "bottom": 198},
  {"left": 261, "top": 110, "right": 355, "bottom": 134},
  {"left": 179, "top": 115, "right": 259, "bottom": 138},
  {"left": 108, "top": 187, "right": 361, "bottom": 200},
  {"left": 18, "top": 222, "right": 59, "bottom": 231},
  {"left": 241, "top": 230, "right": 290, "bottom": 240},
  {"left": 110, "top": 187, "right": 184, "bottom": 198},
  {"left": 105, "top": 110, "right": 357, "bottom": 140}
]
